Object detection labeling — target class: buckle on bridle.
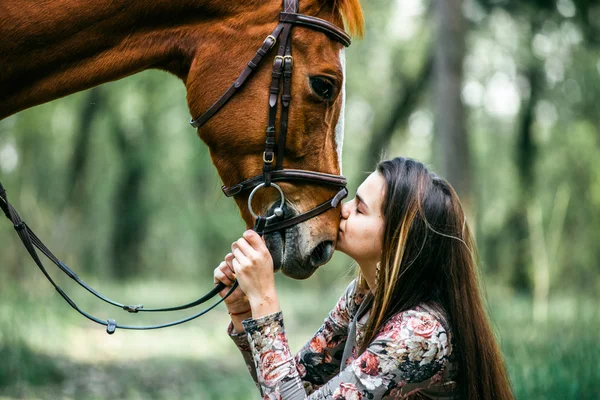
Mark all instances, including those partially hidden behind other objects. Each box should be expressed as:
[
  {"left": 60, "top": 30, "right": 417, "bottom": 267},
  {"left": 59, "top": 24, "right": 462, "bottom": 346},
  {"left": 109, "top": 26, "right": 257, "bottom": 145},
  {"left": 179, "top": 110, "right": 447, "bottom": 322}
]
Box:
[
  {"left": 263, "top": 151, "right": 274, "bottom": 164},
  {"left": 123, "top": 304, "right": 144, "bottom": 313},
  {"left": 266, "top": 35, "right": 277, "bottom": 49},
  {"left": 106, "top": 319, "right": 117, "bottom": 335}
]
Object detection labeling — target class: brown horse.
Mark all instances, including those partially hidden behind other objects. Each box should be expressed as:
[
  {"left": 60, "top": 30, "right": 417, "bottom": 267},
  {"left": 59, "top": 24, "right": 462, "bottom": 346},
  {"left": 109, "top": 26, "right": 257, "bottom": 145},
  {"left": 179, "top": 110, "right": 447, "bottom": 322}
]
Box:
[{"left": 0, "top": 0, "right": 364, "bottom": 279}]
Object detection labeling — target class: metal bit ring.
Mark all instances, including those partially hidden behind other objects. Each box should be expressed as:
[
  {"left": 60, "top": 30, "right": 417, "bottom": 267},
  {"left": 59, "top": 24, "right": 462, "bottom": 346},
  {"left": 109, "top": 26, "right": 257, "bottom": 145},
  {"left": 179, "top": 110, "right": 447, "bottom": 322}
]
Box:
[{"left": 248, "top": 183, "right": 285, "bottom": 221}]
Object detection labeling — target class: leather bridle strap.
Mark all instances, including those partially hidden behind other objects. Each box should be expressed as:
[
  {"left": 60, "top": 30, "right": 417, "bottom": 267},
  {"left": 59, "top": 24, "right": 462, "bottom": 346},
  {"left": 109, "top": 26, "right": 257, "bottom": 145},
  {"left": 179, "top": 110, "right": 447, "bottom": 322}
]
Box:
[
  {"left": 189, "top": 7, "right": 351, "bottom": 128},
  {"left": 222, "top": 169, "right": 347, "bottom": 197},
  {"left": 261, "top": 187, "right": 347, "bottom": 235},
  {"left": 279, "top": 12, "right": 351, "bottom": 46},
  {"left": 0, "top": 180, "right": 243, "bottom": 333},
  {"left": 263, "top": 22, "right": 292, "bottom": 185},
  {"left": 189, "top": 24, "right": 283, "bottom": 128}
]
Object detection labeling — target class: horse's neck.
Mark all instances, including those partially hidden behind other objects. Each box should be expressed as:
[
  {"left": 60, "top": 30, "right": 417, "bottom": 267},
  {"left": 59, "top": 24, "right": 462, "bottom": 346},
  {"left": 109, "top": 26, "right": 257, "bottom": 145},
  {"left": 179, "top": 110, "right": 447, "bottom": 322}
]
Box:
[{"left": 0, "top": 0, "right": 257, "bottom": 119}]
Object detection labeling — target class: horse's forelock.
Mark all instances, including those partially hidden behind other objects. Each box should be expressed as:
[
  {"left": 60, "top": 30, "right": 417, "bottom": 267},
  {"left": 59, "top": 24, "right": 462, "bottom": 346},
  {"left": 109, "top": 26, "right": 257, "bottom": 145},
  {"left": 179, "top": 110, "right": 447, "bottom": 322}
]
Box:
[{"left": 331, "top": 0, "right": 364, "bottom": 38}]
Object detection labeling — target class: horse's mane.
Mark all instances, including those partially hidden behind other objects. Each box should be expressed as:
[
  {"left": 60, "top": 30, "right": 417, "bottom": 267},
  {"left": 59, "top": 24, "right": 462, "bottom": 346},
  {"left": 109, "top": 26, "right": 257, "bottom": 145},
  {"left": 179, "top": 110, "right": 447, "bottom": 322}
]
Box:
[{"left": 332, "top": 0, "right": 365, "bottom": 37}]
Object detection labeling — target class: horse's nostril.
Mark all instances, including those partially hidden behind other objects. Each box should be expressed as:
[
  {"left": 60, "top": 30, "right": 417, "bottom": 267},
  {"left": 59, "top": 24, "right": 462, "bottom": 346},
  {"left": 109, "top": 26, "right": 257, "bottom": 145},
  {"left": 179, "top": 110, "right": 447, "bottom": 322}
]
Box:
[{"left": 309, "top": 241, "right": 334, "bottom": 267}]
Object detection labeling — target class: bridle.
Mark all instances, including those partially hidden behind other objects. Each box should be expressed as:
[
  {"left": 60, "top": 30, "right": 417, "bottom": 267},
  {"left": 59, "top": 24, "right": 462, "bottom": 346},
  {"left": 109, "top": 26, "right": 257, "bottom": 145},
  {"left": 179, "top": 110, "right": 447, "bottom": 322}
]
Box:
[
  {"left": 190, "top": 0, "right": 349, "bottom": 235},
  {"left": 0, "top": 0, "right": 350, "bottom": 334}
]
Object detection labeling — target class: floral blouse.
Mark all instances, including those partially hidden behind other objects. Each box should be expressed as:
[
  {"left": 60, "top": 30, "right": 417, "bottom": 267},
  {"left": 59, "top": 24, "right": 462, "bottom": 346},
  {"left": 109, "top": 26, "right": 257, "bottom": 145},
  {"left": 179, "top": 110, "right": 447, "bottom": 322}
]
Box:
[{"left": 228, "top": 279, "right": 458, "bottom": 399}]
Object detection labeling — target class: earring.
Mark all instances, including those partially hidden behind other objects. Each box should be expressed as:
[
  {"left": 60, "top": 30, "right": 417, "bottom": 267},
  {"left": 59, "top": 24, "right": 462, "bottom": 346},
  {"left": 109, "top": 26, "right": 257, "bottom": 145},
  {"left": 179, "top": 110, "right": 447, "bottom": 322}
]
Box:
[{"left": 375, "top": 262, "right": 381, "bottom": 286}]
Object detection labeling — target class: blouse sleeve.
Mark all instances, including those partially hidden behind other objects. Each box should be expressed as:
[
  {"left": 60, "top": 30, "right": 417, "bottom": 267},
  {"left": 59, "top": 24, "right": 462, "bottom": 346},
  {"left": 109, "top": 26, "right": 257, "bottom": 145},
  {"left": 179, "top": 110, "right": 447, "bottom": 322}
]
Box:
[
  {"left": 294, "top": 279, "right": 365, "bottom": 390},
  {"left": 228, "top": 322, "right": 261, "bottom": 390},
  {"left": 242, "top": 308, "right": 452, "bottom": 400},
  {"left": 227, "top": 279, "right": 363, "bottom": 393}
]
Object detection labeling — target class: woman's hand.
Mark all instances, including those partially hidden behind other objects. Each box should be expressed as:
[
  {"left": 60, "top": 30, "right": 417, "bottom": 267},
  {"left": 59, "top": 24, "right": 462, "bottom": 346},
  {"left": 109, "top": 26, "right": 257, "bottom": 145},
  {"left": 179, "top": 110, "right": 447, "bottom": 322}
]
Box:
[
  {"left": 230, "top": 230, "right": 280, "bottom": 318},
  {"left": 213, "top": 253, "right": 250, "bottom": 315}
]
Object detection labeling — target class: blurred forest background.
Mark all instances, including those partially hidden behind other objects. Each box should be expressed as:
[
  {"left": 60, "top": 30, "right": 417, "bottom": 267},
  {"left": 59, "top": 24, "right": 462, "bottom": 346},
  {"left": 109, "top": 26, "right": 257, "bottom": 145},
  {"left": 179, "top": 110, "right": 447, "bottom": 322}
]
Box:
[{"left": 1, "top": 0, "right": 599, "bottom": 399}]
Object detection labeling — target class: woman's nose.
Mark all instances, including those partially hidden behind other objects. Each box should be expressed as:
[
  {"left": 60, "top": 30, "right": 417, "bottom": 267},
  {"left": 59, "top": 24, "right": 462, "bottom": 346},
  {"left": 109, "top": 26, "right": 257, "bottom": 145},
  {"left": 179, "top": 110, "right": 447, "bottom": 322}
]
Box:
[{"left": 340, "top": 202, "right": 350, "bottom": 219}]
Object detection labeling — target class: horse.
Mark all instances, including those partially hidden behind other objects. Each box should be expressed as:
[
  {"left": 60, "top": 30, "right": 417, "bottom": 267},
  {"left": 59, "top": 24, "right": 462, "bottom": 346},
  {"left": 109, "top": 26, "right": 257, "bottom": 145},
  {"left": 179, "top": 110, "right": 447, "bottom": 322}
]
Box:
[{"left": 0, "top": 0, "right": 364, "bottom": 279}]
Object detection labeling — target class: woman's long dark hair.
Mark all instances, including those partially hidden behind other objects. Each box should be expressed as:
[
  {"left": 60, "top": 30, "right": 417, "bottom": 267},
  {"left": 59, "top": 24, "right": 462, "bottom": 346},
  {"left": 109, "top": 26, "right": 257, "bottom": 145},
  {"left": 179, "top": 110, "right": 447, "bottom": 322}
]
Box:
[{"left": 357, "top": 157, "right": 513, "bottom": 400}]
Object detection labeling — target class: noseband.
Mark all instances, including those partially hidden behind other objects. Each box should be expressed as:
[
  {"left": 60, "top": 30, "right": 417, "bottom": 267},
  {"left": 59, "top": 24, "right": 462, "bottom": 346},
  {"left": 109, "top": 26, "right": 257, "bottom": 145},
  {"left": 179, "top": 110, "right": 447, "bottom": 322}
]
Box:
[{"left": 0, "top": 0, "right": 350, "bottom": 334}]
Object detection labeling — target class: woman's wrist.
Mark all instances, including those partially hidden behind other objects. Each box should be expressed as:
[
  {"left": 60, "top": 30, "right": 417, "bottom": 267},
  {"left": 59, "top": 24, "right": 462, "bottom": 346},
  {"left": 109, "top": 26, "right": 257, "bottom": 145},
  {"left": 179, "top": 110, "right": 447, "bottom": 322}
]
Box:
[
  {"left": 248, "top": 290, "right": 280, "bottom": 319},
  {"left": 230, "top": 310, "right": 252, "bottom": 334},
  {"left": 229, "top": 307, "right": 252, "bottom": 316},
  {"left": 226, "top": 298, "right": 251, "bottom": 315}
]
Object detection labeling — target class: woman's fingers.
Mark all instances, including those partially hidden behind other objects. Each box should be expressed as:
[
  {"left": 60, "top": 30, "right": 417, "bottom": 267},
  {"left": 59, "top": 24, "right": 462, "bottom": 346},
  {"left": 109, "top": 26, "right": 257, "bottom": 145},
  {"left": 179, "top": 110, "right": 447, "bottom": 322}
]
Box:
[
  {"left": 222, "top": 264, "right": 236, "bottom": 282},
  {"left": 214, "top": 262, "right": 234, "bottom": 286},
  {"left": 232, "top": 237, "right": 259, "bottom": 260},
  {"left": 231, "top": 247, "right": 247, "bottom": 270},
  {"left": 224, "top": 253, "right": 236, "bottom": 276},
  {"left": 242, "top": 229, "right": 266, "bottom": 252}
]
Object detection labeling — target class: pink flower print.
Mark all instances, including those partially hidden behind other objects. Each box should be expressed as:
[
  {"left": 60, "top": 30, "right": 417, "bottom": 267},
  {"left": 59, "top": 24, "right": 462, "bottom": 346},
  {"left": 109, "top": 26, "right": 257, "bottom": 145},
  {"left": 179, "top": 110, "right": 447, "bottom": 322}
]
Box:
[
  {"left": 309, "top": 334, "right": 327, "bottom": 353},
  {"left": 260, "top": 350, "right": 291, "bottom": 387},
  {"left": 357, "top": 351, "right": 380, "bottom": 376},
  {"left": 345, "top": 345, "right": 358, "bottom": 365},
  {"left": 331, "top": 301, "right": 347, "bottom": 323},
  {"left": 263, "top": 391, "right": 283, "bottom": 400},
  {"left": 275, "top": 332, "right": 290, "bottom": 351},
  {"left": 378, "top": 321, "right": 401, "bottom": 340},
  {"left": 332, "top": 382, "right": 363, "bottom": 400},
  {"left": 407, "top": 314, "right": 439, "bottom": 338}
]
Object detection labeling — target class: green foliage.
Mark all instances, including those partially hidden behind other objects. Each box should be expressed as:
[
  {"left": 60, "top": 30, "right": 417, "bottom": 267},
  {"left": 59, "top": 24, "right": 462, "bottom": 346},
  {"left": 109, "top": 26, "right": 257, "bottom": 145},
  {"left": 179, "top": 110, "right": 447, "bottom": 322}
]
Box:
[
  {"left": 0, "top": 280, "right": 598, "bottom": 399},
  {"left": 0, "top": 338, "right": 65, "bottom": 390},
  {"left": 1, "top": 0, "right": 600, "bottom": 398}
]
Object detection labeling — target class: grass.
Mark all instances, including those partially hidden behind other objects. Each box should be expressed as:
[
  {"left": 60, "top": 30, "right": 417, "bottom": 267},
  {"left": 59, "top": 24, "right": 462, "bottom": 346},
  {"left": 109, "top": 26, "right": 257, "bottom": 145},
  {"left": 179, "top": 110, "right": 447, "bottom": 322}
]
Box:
[{"left": 0, "top": 277, "right": 598, "bottom": 399}]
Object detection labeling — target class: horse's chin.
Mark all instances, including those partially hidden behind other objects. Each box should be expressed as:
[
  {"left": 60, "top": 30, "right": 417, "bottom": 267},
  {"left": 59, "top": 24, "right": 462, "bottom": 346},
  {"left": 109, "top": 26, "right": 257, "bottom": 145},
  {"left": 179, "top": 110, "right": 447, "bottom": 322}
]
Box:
[
  {"left": 263, "top": 202, "right": 334, "bottom": 280},
  {"left": 264, "top": 228, "right": 319, "bottom": 280},
  {"left": 280, "top": 261, "right": 318, "bottom": 280}
]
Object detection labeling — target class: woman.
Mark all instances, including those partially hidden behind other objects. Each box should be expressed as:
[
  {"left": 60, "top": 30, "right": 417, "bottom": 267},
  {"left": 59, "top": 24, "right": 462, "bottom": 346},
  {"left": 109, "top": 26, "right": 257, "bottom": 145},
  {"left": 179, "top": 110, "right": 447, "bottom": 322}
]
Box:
[{"left": 214, "top": 157, "right": 513, "bottom": 399}]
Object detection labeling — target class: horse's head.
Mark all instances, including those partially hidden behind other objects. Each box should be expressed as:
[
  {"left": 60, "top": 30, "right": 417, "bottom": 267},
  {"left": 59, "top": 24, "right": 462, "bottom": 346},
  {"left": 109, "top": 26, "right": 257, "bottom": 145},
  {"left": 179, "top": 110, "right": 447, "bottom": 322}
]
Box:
[{"left": 185, "top": 0, "right": 363, "bottom": 279}]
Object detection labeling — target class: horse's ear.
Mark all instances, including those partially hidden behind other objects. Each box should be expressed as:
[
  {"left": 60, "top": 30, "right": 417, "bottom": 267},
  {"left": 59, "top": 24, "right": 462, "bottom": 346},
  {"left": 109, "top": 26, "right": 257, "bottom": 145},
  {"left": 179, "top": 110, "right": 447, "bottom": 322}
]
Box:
[{"left": 329, "top": 0, "right": 365, "bottom": 38}]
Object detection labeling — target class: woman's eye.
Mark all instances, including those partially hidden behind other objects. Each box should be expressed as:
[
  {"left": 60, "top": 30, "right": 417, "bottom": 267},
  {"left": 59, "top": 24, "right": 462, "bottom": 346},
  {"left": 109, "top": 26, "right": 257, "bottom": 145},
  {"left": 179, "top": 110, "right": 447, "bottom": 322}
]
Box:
[{"left": 309, "top": 77, "right": 335, "bottom": 100}]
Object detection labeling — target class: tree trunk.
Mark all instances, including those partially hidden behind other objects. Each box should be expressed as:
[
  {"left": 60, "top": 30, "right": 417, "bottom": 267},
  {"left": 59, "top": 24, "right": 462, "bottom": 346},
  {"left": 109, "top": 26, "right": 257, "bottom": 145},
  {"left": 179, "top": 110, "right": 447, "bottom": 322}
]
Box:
[
  {"left": 110, "top": 115, "right": 151, "bottom": 279},
  {"left": 508, "top": 65, "right": 542, "bottom": 292},
  {"left": 66, "top": 88, "right": 102, "bottom": 205},
  {"left": 363, "top": 52, "right": 433, "bottom": 171},
  {"left": 433, "top": 0, "right": 471, "bottom": 212}
]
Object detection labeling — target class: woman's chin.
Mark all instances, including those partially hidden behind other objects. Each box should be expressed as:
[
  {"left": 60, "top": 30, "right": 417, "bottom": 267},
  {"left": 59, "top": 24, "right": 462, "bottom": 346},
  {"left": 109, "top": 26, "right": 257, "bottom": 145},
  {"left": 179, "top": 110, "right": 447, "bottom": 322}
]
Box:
[{"left": 335, "top": 236, "right": 345, "bottom": 254}]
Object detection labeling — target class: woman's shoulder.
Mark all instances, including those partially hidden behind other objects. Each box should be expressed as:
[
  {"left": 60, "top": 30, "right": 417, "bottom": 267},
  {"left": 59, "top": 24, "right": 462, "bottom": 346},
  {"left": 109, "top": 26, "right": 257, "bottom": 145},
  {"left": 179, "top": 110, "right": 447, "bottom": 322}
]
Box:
[
  {"left": 373, "top": 303, "right": 453, "bottom": 357},
  {"left": 352, "top": 304, "right": 455, "bottom": 390}
]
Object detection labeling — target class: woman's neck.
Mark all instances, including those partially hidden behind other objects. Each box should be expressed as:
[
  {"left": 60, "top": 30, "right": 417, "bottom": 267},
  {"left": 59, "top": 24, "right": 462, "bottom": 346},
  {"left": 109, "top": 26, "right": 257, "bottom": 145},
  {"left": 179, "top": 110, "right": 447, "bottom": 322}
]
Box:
[{"left": 358, "top": 259, "right": 379, "bottom": 293}]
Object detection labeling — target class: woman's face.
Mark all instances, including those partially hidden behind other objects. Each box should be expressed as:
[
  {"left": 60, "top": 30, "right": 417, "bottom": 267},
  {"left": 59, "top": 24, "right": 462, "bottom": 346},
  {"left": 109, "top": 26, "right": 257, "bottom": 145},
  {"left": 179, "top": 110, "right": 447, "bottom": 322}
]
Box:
[{"left": 336, "top": 171, "right": 386, "bottom": 265}]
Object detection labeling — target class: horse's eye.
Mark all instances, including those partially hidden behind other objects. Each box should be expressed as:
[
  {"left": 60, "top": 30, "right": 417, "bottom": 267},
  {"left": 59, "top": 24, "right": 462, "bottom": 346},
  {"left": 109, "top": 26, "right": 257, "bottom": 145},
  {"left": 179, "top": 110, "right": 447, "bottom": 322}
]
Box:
[{"left": 309, "top": 77, "right": 335, "bottom": 100}]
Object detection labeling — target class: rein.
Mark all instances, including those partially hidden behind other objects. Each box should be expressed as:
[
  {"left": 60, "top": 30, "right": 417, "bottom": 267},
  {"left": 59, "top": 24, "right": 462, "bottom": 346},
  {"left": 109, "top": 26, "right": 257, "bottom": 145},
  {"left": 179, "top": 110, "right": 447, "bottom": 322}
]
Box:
[
  {"left": 0, "top": 180, "right": 238, "bottom": 334},
  {"left": 0, "top": 0, "right": 350, "bottom": 334}
]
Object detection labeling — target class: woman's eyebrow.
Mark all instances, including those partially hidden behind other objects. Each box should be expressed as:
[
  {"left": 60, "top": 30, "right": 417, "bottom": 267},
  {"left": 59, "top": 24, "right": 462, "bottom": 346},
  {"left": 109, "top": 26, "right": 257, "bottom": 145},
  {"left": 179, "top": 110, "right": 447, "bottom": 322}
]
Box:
[{"left": 356, "top": 193, "right": 370, "bottom": 210}]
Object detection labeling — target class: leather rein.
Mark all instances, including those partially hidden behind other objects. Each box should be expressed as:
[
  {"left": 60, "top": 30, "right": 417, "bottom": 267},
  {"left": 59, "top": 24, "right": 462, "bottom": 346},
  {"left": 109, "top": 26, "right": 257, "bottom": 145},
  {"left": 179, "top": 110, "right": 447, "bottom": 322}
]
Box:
[{"left": 0, "top": 0, "right": 350, "bottom": 334}]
